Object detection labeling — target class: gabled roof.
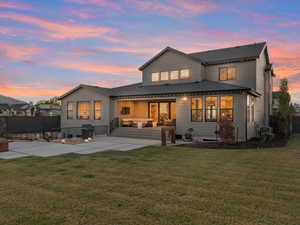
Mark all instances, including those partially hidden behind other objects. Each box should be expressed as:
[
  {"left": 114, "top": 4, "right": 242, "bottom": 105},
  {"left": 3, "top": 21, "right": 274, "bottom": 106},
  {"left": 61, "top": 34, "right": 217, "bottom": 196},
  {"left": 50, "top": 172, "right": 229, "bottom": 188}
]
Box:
[
  {"left": 0, "top": 94, "right": 27, "bottom": 106},
  {"left": 58, "top": 84, "right": 110, "bottom": 100},
  {"left": 139, "top": 42, "right": 268, "bottom": 70},
  {"left": 189, "top": 42, "right": 267, "bottom": 65},
  {"left": 139, "top": 46, "right": 203, "bottom": 71},
  {"left": 110, "top": 80, "right": 255, "bottom": 97}
]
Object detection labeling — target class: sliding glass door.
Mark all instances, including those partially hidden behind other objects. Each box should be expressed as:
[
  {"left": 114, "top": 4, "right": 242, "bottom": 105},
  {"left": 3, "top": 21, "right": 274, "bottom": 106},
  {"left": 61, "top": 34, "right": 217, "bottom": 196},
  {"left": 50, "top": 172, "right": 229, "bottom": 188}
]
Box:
[{"left": 149, "top": 102, "right": 175, "bottom": 123}]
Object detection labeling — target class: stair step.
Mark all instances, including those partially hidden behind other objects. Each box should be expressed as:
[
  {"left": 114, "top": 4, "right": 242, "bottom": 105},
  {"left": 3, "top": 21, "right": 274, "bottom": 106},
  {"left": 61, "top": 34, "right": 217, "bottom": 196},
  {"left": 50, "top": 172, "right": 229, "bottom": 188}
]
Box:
[{"left": 111, "top": 127, "right": 162, "bottom": 140}]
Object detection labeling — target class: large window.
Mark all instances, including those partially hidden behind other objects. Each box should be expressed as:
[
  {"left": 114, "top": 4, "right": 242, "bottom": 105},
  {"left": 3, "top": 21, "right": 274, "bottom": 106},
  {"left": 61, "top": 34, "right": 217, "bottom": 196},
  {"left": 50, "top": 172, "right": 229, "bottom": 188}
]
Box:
[
  {"left": 205, "top": 96, "right": 218, "bottom": 121},
  {"left": 180, "top": 69, "right": 190, "bottom": 79},
  {"left": 67, "top": 103, "right": 73, "bottom": 120},
  {"left": 94, "top": 101, "right": 102, "bottom": 120},
  {"left": 220, "top": 96, "right": 233, "bottom": 121},
  {"left": 77, "top": 102, "right": 90, "bottom": 120},
  {"left": 247, "top": 96, "right": 255, "bottom": 122},
  {"left": 160, "top": 71, "right": 169, "bottom": 81},
  {"left": 219, "top": 67, "right": 236, "bottom": 81},
  {"left": 151, "top": 72, "right": 159, "bottom": 81},
  {"left": 191, "top": 97, "right": 203, "bottom": 122},
  {"left": 170, "top": 70, "right": 179, "bottom": 80}
]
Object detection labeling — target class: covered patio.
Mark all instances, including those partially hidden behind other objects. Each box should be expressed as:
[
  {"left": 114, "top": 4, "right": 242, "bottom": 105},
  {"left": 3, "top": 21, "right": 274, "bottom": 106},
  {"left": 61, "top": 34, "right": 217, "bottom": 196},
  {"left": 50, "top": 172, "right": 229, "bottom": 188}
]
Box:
[{"left": 115, "top": 99, "right": 176, "bottom": 128}]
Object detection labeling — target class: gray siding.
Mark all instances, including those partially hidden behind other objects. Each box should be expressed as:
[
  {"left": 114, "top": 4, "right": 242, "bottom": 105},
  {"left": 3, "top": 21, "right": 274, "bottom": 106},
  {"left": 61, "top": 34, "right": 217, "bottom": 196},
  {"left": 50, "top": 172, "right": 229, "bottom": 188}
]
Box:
[
  {"left": 142, "top": 51, "right": 204, "bottom": 85},
  {"left": 204, "top": 60, "right": 257, "bottom": 90},
  {"left": 61, "top": 87, "right": 110, "bottom": 136},
  {"left": 175, "top": 94, "right": 247, "bottom": 142}
]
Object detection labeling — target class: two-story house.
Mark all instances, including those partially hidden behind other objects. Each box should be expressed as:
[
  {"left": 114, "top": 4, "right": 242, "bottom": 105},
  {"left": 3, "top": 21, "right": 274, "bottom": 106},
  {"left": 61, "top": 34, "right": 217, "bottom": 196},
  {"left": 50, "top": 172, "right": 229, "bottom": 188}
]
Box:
[{"left": 58, "top": 42, "right": 274, "bottom": 141}]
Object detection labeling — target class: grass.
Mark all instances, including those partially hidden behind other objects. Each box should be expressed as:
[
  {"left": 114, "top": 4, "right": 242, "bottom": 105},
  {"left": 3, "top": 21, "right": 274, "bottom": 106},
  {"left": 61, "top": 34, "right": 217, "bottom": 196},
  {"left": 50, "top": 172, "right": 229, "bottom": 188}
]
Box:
[{"left": 0, "top": 137, "right": 299, "bottom": 225}]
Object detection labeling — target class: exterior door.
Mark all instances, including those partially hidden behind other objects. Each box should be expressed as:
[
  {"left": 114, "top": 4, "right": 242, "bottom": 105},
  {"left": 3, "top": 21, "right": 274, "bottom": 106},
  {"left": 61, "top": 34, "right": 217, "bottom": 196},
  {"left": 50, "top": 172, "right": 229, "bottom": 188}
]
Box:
[
  {"left": 149, "top": 103, "right": 158, "bottom": 122},
  {"left": 159, "top": 103, "right": 170, "bottom": 122}
]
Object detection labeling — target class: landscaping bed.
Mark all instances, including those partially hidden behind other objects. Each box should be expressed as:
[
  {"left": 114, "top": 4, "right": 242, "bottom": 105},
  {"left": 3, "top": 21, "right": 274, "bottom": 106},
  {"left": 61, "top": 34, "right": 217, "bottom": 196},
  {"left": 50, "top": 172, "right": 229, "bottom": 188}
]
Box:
[
  {"left": 0, "top": 138, "right": 8, "bottom": 152},
  {"left": 178, "top": 137, "right": 288, "bottom": 149}
]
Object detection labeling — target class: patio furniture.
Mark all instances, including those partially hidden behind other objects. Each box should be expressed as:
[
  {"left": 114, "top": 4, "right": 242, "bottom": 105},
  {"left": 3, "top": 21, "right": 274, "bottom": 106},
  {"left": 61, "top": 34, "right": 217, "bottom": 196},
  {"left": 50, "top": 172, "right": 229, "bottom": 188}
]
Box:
[
  {"left": 121, "top": 118, "right": 153, "bottom": 128},
  {"left": 81, "top": 124, "right": 94, "bottom": 139}
]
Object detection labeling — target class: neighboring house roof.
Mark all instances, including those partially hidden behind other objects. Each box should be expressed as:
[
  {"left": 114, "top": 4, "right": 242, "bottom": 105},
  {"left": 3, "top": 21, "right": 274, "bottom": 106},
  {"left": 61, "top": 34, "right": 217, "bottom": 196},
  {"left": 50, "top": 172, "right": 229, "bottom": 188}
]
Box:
[
  {"left": 0, "top": 94, "right": 27, "bottom": 106},
  {"left": 189, "top": 42, "right": 267, "bottom": 65},
  {"left": 58, "top": 84, "right": 110, "bottom": 100},
  {"left": 110, "top": 80, "right": 257, "bottom": 98},
  {"left": 139, "top": 47, "right": 203, "bottom": 71}
]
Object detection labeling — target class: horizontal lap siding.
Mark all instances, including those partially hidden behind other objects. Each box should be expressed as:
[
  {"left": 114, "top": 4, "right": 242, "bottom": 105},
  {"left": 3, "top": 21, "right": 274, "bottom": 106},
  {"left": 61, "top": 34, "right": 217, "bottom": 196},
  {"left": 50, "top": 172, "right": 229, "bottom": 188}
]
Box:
[
  {"left": 176, "top": 94, "right": 247, "bottom": 142},
  {"left": 61, "top": 88, "right": 110, "bottom": 135}
]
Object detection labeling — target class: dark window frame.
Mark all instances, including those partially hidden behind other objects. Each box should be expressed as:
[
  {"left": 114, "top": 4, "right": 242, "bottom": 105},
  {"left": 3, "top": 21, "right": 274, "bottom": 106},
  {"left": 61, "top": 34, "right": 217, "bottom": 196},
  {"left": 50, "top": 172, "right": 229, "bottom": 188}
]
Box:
[
  {"left": 219, "top": 67, "right": 237, "bottom": 81},
  {"left": 220, "top": 96, "right": 234, "bottom": 121},
  {"left": 191, "top": 97, "right": 203, "bottom": 122},
  {"left": 94, "top": 101, "right": 102, "bottom": 120},
  {"left": 77, "top": 101, "right": 90, "bottom": 120},
  {"left": 205, "top": 96, "right": 218, "bottom": 122},
  {"left": 67, "top": 102, "right": 74, "bottom": 120}
]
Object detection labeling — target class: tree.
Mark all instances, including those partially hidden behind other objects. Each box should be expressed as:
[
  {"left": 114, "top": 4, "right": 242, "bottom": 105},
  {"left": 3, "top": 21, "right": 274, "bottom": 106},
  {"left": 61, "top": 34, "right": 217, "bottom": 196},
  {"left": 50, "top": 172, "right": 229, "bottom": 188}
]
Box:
[{"left": 276, "top": 79, "right": 293, "bottom": 138}]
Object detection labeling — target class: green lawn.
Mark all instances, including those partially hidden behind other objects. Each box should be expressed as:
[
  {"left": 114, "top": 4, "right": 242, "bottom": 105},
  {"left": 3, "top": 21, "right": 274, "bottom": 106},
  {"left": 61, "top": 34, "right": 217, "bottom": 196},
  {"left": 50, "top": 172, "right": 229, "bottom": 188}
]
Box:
[{"left": 0, "top": 137, "right": 300, "bottom": 225}]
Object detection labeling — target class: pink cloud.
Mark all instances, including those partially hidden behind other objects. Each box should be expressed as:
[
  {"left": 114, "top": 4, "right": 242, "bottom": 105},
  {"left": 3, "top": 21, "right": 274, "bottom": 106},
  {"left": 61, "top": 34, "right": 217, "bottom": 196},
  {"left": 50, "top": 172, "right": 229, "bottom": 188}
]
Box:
[
  {"left": 278, "top": 21, "right": 300, "bottom": 27},
  {"left": 52, "top": 61, "right": 138, "bottom": 75},
  {"left": 66, "top": 0, "right": 123, "bottom": 11},
  {"left": 0, "top": 42, "right": 43, "bottom": 61},
  {"left": 66, "top": 8, "right": 96, "bottom": 19},
  {"left": 0, "top": 12, "right": 117, "bottom": 40},
  {"left": 0, "top": 1, "right": 31, "bottom": 10},
  {"left": 127, "top": 0, "right": 218, "bottom": 17}
]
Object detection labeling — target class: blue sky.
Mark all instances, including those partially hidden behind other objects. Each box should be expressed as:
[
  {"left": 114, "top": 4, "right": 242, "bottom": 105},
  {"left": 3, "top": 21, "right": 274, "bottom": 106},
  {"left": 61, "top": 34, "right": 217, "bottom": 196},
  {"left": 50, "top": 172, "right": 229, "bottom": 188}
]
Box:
[{"left": 0, "top": 0, "right": 300, "bottom": 102}]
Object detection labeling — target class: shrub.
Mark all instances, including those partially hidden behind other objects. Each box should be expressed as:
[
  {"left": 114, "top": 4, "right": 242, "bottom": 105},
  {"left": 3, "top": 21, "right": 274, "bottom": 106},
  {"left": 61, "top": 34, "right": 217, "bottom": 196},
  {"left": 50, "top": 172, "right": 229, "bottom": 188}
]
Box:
[{"left": 217, "top": 120, "right": 235, "bottom": 144}]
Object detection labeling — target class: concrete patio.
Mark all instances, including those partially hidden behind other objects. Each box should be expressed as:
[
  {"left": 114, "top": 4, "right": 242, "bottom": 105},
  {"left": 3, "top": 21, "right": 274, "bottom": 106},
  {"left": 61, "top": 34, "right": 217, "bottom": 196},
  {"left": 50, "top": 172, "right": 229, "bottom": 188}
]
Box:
[{"left": 0, "top": 136, "right": 160, "bottom": 159}]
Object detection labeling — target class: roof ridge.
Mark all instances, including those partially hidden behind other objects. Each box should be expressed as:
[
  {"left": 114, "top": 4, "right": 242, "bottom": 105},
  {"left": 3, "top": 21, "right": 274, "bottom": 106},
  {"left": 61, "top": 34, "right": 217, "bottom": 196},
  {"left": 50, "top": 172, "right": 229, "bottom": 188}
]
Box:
[{"left": 189, "top": 42, "right": 267, "bottom": 55}]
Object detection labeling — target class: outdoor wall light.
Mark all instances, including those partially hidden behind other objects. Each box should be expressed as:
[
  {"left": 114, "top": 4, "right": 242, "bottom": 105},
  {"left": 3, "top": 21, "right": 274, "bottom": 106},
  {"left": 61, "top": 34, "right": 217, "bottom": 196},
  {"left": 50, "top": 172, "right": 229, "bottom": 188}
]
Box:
[
  {"left": 182, "top": 96, "right": 188, "bottom": 101},
  {"left": 61, "top": 139, "right": 66, "bottom": 144}
]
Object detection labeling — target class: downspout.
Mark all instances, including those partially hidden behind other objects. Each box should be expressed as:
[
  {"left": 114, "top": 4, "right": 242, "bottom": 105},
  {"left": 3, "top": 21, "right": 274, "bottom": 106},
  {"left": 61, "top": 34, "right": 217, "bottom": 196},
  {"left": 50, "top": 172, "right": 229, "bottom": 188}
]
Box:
[{"left": 245, "top": 94, "right": 248, "bottom": 142}]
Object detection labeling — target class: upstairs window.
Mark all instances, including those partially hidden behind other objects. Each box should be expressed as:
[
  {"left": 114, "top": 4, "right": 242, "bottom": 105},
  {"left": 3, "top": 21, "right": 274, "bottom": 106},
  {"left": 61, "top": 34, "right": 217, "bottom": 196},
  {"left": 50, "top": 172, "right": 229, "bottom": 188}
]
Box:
[
  {"left": 219, "top": 67, "right": 236, "bottom": 81},
  {"left": 160, "top": 71, "right": 169, "bottom": 81},
  {"left": 67, "top": 103, "right": 73, "bottom": 120},
  {"left": 220, "top": 96, "right": 233, "bottom": 121},
  {"left": 191, "top": 97, "right": 203, "bottom": 122},
  {"left": 151, "top": 72, "right": 159, "bottom": 81},
  {"left": 77, "top": 102, "right": 90, "bottom": 120},
  {"left": 170, "top": 70, "right": 179, "bottom": 80},
  {"left": 94, "top": 101, "right": 102, "bottom": 120},
  {"left": 180, "top": 69, "right": 190, "bottom": 79},
  {"left": 205, "top": 96, "right": 218, "bottom": 122}
]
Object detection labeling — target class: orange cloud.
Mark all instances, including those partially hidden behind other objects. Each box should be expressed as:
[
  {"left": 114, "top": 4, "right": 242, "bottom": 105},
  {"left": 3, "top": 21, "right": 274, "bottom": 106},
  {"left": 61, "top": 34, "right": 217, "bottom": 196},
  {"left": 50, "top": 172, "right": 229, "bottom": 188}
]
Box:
[
  {"left": 53, "top": 61, "right": 138, "bottom": 75},
  {"left": 0, "top": 42, "right": 43, "bottom": 61},
  {"left": 0, "top": 12, "right": 117, "bottom": 40},
  {"left": 0, "top": 84, "right": 70, "bottom": 98}
]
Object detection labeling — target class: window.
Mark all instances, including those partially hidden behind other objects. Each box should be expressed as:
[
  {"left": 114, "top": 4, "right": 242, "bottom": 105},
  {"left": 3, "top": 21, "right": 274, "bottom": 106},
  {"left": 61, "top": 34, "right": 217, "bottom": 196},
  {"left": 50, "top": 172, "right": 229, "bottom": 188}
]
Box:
[
  {"left": 180, "top": 69, "right": 190, "bottom": 79},
  {"left": 170, "top": 70, "right": 179, "bottom": 80},
  {"left": 77, "top": 102, "right": 90, "bottom": 120},
  {"left": 220, "top": 96, "right": 233, "bottom": 121},
  {"left": 67, "top": 103, "right": 73, "bottom": 120},
  {"left": 219, "top": 67, "right": 236, "bottom": 81},
  {"left": 152, "top": 72, "right": 159, "bottom": 81},
  {"left": 191, "top": 97, "right": 203, "bottom": 121},
  {"left": 121, "top": 107, "right": 130, "bottom": 115},
  {"left": 160, "top": 71, "right": 169, "bottom": 81},
  {"left": 247, "top": 96, "right": 255, "bottom": 122},
  {"left": 205, "top": 96, "right": 218, "bottom": 122},
  {"left": 94, "top": 101, "right": 102, "bottom": 120}
]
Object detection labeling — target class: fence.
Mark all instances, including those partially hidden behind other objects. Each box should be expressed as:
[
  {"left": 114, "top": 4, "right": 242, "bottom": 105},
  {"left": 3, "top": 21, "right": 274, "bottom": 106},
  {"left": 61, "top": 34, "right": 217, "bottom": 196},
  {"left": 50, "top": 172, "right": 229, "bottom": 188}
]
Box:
[
  {"left": 0, "top": 116, "right": 60, "bottom": 136},
  {"left": 291, "top": 116, "right": 300, "bottom": 134}
]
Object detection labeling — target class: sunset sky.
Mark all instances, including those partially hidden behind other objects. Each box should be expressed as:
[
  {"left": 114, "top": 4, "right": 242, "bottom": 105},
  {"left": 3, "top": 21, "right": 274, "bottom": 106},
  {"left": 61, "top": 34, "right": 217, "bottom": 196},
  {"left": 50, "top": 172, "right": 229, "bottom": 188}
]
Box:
[{"left": 1, "top": 0, "right": 300, "bottom": 103}]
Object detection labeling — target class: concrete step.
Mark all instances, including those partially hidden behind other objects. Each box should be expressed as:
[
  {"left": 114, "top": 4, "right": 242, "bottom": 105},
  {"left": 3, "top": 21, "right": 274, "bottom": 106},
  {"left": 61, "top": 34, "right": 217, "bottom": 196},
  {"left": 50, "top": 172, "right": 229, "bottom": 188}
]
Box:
[{"left": 111, "top": 127, "right": 161, "bottom": 140}]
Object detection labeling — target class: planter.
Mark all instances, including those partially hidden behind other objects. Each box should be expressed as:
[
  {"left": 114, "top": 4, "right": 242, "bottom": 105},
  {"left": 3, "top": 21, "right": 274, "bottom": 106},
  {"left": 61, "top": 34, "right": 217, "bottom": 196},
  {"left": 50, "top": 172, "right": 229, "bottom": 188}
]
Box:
[{"left": 0, "top": 138, "right": 8, "bottom": 152}]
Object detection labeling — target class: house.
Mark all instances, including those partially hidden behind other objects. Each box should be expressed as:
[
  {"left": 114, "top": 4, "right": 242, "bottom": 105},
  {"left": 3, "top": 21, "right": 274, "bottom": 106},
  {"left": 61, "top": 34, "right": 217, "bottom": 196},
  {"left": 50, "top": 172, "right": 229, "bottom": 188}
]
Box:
[
  {"left": 0, "top": 95, "right": 33, "bottom": 116},
  {"left": 59, "top": 42, "right": 274, "bottom": 141},
  {"left": 35, "top": 103, "right": 61, "bottom": 116}
]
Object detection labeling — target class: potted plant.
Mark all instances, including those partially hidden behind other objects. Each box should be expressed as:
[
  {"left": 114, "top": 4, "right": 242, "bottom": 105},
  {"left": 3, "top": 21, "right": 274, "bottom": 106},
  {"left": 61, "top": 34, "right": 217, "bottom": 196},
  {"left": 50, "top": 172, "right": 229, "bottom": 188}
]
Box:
[{"left": 0, "top": 138, "right": 8, "bottom": 152}]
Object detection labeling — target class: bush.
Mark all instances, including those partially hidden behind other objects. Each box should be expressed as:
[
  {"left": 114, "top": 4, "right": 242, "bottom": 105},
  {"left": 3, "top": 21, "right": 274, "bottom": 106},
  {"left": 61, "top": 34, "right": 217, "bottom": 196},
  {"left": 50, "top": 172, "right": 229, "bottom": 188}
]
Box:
[{"left": 217, "top": 120, "right": 235, "bottom": 144}]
